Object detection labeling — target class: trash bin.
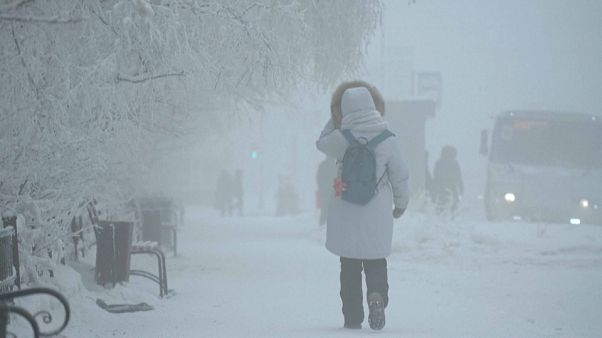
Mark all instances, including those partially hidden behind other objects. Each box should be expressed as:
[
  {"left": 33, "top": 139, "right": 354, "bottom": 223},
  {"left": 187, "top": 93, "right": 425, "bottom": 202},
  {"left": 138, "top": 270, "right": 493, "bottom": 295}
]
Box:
[{"left": 94, "top": 221, "right": 133, "bottom": 285}]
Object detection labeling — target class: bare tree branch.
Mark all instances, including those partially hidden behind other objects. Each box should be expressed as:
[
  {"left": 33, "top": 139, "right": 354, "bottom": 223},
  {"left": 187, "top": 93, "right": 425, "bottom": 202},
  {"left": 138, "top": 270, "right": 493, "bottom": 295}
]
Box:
[
  {"left": 18, "top": 178, "right": 28, "bottom": 196},
  {"left": 116, "top": 71, "right": 186, "bottom": 84},
  {"left": 10, "top": 22, "right": 39, "bottom": 99},
  {"left": 86, "top": 1, "right": 118, "bottom": 35},
  {"left": 0, "top": 0, "right": 32, "bottom": 13},
  {"left": 0, "top": 14, "right": 84, "bottom": 24}
]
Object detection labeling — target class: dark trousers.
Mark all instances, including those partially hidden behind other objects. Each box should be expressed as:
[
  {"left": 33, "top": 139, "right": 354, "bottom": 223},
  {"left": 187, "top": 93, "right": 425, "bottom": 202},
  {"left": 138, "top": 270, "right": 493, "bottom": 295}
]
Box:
[{"left": 339, "top": 257, "right": 389, "bottom": 325}]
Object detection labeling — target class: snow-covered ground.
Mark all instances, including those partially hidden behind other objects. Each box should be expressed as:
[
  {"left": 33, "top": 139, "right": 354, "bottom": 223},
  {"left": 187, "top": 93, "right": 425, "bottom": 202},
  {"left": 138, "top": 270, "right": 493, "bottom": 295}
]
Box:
[{"left": 12, "top": 204, "right": 602, "bottom": 337}]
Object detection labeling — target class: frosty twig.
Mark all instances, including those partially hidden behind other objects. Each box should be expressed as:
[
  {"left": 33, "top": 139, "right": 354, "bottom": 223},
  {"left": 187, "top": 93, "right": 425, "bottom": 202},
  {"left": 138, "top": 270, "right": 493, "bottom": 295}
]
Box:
[
  {"left": 0, "top": 14, "right": 84, "bottom": 24},
  {"left": 116, "top": 71, "right": 186, "bottom": 84}
]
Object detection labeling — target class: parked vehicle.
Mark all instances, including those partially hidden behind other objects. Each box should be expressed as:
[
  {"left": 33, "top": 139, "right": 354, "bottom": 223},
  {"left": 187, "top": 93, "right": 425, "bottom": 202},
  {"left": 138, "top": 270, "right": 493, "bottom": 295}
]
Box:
[{"left": 480, "top": 110, "right": 602, "bottom": 225}]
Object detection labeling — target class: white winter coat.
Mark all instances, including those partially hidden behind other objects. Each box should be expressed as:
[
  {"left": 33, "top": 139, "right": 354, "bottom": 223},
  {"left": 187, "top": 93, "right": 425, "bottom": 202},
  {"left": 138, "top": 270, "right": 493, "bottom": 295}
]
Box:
[{"left": 316, "top": 87, "right": 409, "bottom": 259}]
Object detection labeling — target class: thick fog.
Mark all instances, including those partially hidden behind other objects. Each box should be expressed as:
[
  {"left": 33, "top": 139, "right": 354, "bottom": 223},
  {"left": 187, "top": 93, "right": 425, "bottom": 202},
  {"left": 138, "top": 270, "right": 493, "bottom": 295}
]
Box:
[
  {"left": 2, "top": 1, "right": 602, "bottom": 337},
  {"left": 192, "top": 0, "right": 602, "bottom": 215},
  {"left": 362, "top": 0, "right": 602, "bottom": 201}
]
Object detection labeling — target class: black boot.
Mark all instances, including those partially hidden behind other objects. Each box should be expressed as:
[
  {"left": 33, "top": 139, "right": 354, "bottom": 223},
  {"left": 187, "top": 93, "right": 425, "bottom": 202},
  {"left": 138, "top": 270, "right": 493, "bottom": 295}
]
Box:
[
  {"left": 343, "top": 322, "right": 362, "bottom": 330},
  {"left": 367, "top": 292, "right": 385, "bottom": 330}
]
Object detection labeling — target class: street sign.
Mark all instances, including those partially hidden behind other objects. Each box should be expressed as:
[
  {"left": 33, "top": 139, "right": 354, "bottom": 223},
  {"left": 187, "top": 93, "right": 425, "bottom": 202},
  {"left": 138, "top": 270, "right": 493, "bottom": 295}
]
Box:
[{"left": 415, "top": 72, "right": 442, "bottom": 108}]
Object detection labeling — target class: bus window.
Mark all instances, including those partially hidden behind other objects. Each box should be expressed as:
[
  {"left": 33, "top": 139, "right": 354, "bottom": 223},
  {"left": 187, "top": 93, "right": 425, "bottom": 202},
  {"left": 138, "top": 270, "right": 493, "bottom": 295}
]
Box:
[{"left": 491, "top": 118, "right": 602, "bottom": 169}]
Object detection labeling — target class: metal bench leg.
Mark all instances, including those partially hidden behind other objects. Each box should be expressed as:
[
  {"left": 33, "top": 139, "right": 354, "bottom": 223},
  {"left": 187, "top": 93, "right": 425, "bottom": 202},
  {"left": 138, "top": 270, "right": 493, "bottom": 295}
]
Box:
[
  {"left": 151, "top": 250, "right": 165, "bottom": 298},
  {"left": 172, "top": 228, "right": 177, "bottom": 257},
  {"left": 131, "top": 250, "right": 164, "bottom": 297},
  {"left": 151, "top": 248, "right": 168, "bottom": 296},
  {"left": 130, "top": 244, "right": 171, "bottom": 298}
]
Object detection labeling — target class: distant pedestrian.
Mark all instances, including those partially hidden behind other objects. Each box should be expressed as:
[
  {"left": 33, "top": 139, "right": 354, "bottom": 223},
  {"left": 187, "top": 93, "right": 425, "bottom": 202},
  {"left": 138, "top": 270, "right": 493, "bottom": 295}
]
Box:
[
  {"left": 275, "top": 175, "right": 299, "bottom": 216},
  {"left": 316, "top": 156, "right": 337, "bottom": 227},
  {"left": 215, "top": 170, "right": 233, "bottom": 216},
  {"left": 232, "top": 169, "right": 244, "bottom": 216},
  {"left": 424, "top": 150, "right": 433, "bottom": 198},
  {"left": 432, "top": 145, "right": 463, "bottom": 214},
  {"left": 316, "top": 81, "right": 409, "bottom": 331}
]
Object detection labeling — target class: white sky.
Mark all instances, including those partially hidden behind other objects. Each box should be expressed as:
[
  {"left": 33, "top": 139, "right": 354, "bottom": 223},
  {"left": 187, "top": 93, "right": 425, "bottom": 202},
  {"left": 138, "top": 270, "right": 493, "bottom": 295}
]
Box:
[{"left": 364, "top": 0, "right": 602, "bottom": 177}]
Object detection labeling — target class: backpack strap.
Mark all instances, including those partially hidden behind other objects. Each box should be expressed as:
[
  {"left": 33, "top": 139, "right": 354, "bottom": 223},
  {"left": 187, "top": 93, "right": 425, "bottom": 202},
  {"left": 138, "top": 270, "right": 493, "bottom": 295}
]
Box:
[
  {"left": 375, "top": 166, "right": 388, "bottom": 188},
  {"left": 340, "top": 129, "right": 359, "bottom": 145},
  {"left": 367, "top": 129, "right": 395, "bottom": 148},
  {"left": 371, "top": 130, "right": 395, "bottom": 189}
]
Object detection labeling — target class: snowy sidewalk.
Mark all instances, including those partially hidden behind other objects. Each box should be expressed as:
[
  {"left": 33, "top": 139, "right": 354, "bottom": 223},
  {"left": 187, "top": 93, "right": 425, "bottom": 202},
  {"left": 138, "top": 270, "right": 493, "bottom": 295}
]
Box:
[{"left": 58, "top": 206, "right": 602, "bottom": 337}]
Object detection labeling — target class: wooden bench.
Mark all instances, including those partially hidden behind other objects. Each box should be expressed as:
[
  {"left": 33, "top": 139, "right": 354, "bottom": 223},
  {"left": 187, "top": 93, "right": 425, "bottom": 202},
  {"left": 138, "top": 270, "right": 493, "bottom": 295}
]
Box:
[
  {"left": 136, "top": 197, "right": 179, "bottom": 256},
  {"left": 88, "top": 202, "right": 172, "bottom": 297},
  {"left": 0, "top": 287, "right": 70, "bottom": 338}
]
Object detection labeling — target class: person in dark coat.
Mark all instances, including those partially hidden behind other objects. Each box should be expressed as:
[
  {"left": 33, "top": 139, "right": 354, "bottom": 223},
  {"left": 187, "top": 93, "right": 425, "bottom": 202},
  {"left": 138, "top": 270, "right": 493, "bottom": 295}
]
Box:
[
  {"left": 215, "top": 170, "right": 233, "bottom": 216},
  {"left": 275, "top": 175, "right": 299, "bottom": 216},
  {"left": 424, "top": 150, "right": 434, "bottom": 200},
  {"left": 232, "top": 169, "right": 244, "bottom": 216},
  {"left": 432, "top": 145, "right": 463, "bottom": 213}
]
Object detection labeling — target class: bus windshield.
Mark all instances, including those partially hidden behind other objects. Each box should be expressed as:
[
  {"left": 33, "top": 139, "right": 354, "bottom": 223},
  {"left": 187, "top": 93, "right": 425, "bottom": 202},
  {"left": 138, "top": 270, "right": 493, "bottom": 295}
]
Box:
[{"left": 490, "top": 117, "right": 602, "bottom": 169}]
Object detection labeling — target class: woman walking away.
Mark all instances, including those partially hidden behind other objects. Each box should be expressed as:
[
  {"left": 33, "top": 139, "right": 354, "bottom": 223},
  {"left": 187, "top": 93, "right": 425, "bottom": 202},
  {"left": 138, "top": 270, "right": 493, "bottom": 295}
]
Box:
[{"left": 316, "top": 81, "right": 409, "bottom": 330}]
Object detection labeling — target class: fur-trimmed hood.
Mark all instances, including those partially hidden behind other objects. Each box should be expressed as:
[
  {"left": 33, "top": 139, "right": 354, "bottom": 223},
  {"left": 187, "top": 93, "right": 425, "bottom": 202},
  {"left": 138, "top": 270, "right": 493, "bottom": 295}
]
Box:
[{"left": 330, "top": 80, "right": 385, "bottom": 128}]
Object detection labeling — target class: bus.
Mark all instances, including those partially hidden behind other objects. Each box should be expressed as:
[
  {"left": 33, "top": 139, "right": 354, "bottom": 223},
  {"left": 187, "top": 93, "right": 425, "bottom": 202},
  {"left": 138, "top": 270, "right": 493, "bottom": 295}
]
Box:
[{"left": 481, "top": 110, "right": 602, "bottom": 225}]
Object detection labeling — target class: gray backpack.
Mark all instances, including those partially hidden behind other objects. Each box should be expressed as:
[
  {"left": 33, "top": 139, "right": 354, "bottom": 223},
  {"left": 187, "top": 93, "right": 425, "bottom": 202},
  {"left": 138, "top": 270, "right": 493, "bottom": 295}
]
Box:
[{"left": 340, "top": 129, "right": 394, "bottom": 205}]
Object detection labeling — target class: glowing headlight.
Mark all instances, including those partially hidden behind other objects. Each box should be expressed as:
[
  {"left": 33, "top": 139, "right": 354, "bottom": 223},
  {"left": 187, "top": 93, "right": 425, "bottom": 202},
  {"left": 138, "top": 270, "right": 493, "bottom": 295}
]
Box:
[
  {"left": 570, "top": 218, "right": 581, "bottom": 225},
  {"left": 504, "top": 193, "right": 516, "bottom": 203},
  {"left": 580, "top": 199, "right": 590, "bottom": 208}
]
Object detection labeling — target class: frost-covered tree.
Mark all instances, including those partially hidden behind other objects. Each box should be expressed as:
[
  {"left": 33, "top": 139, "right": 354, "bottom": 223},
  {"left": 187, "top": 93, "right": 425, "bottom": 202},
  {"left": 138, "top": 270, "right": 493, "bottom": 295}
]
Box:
[{"left": 0, "top": 0, "right": 381, "bottom": 278}]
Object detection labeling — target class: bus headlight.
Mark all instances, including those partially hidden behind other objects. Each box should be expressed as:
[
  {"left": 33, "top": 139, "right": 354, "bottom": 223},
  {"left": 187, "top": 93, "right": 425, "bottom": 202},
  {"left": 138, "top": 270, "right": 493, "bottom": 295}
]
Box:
[
  {"left": 504, "top": 193, "right": 516, "bottom": 203},
  {"left": 579, "top": 199, "right": 590, "bottom": 209}
]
